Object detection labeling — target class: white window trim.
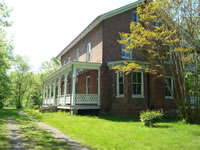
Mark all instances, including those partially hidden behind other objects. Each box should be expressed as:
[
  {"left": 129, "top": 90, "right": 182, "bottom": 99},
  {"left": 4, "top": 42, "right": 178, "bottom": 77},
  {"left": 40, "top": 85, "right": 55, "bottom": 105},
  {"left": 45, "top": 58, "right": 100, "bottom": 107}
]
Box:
[
  {"left": 153, "top": 21, "right": 159, "bottom": 27},
  {"left": 132, "top": 71, "right": 144, "bottom": 98},
  {"left": 121, "top": 49, "right": 132, "bottom": 59},
  {"left": 133, "top": 11, "right": 139, "bottom": 24},
  {"left": 76, "top": 48, "right": 79, "bottom": 61},
  {"left": 86, "top": 42, "right": 91, "bottom": 62},
  {"left": 68, "top": 57, "right": 71, "bottom": 63},
  {"left": 86, "top": 76, "right": 90, "bottom": 94},
  {"left": 116, "top": 72, "right": 124, "bottom": 98},
  {"left": 165, "top": 76, "right": 174, "bottom": 99}
]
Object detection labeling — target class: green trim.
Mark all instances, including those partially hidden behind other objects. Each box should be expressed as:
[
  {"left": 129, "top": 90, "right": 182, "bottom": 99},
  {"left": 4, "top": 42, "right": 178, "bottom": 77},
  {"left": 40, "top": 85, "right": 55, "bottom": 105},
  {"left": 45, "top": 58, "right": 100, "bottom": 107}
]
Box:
[{"left": 107, "top": 60, "right": 150, "bottom": 69}]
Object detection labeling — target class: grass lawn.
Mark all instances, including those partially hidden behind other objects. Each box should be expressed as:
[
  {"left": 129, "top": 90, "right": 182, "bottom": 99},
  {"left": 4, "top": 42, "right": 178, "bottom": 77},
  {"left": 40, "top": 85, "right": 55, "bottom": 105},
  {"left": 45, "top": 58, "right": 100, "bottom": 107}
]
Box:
[
  {"left": 0, "top": 109, "right": 68, "bottom": 150},
  {"left": 24, "top": 109, "right": 200, "bottom": 150},
  {"left": 0, "top": 109, "right": 10, "bottom": 150}
]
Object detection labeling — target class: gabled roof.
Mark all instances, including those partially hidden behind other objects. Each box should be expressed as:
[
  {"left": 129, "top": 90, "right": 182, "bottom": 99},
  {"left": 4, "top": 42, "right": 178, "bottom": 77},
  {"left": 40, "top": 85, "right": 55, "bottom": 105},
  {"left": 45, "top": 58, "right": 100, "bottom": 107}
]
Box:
[{"left": 57, "top": 0, "right": 144, "bottom": 58}]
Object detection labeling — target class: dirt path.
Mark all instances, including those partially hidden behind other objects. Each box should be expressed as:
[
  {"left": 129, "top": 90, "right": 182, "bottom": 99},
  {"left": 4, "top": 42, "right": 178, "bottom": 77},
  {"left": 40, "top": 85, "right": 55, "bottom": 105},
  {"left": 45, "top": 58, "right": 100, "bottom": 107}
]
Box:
[
  {"left": 19, "top": 111, "right": 89, "bottom": 150},
  {"left": 7, "top": 118, "right": 25, "bottom": 150}
]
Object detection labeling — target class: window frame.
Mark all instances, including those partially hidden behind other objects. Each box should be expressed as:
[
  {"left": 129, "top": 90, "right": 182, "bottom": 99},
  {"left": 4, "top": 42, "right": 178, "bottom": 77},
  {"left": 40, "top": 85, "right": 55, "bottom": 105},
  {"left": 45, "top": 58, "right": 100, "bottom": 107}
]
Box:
[
  {"left": 132, "top": 71, "right": 144, "bottom": 98},
  {"left": 68, "top": 57, "right": 71, "bottom": 63},
  {"left": 153, "top": 21, "right": 158, "bottom": 27},
  {"left": 86, "top": 76, "right": 90, "bottom": 94},
  {"left": 133, "top": 11, "right": 139, "bottom": 24},
  {"left": 86, "top": 42, "right": 91, "bottom": 62},
  {"left": 76, "top": 48, "right": 80, "bottom": 61},
  {"left": 121, "top": 39, "right": 132, "bottom": 59},
  {"left": 165, "top": 76, "right": 173, "bottom": 99},
  {"left": 116, "top": 72, "right": 124, "bottom": 98}
]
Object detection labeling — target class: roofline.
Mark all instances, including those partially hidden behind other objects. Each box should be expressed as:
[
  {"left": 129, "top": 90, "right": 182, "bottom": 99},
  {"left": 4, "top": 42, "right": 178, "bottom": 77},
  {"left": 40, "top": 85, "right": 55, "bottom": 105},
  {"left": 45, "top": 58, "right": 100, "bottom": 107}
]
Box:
[{"left": 56, "top": 0, "right": 144, "bottom": 58}]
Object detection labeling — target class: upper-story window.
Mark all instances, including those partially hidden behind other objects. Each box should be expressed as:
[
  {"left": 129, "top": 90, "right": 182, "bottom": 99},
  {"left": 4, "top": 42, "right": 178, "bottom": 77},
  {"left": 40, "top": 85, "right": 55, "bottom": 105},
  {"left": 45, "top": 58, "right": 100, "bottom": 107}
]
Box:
[
  {"left": 153, "top": 21, "right": 158, "bottom": 27},
  {"left": 133, "top": 11, "right": 139, "bottom": 24},
  {"left": 86, "top": 42, "right": 91, "bottom": 62},
  {"left": 68, "top": 57, "right": 71, "bottom": 63},
  {"left": 132, "top": 71, "right": 144, "bottom": 98},
  {"left": 76, "top": 48, "right": 79, "bottom": 61},
  {"left": 121, "top": 43, "right": 132, "bottom": 59},
  {"left": 165, "top": 77, "right": 173, "bottom": 99}
]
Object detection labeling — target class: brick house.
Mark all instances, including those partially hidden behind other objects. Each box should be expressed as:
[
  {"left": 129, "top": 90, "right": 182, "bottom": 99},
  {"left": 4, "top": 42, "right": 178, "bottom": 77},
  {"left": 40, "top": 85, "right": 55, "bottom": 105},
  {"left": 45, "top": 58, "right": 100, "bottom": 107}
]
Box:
[{"left": 42, "top": 0, "right": 176, "bottom": 116}]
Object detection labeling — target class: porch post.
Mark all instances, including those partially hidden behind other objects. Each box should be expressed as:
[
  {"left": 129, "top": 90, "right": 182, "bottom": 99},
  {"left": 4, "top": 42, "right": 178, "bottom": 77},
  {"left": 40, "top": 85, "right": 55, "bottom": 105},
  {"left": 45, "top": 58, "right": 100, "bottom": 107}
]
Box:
[
  {"left": 58, "top": 76, "right": 61, "bottom": 98},
  {"left": 97, "top": 68, "right": 101, "bottom": 106},
  {"left": 71, "top": 68, "right": 77, "bottom": 106},
  {"left": 43, "top": 84, "right": 46, "bottom": 105},
  {"left": 64, "top": 72, "right": 68, "bottom": 105},
  {"left": 53, "top": 80, "right": 56, "bottom": 105},
  {"left": 49, "top": 83, "right": 52, "bottom": 104},
  {"left": 46, "top": 84, "right": 49, "bottom": 105}
]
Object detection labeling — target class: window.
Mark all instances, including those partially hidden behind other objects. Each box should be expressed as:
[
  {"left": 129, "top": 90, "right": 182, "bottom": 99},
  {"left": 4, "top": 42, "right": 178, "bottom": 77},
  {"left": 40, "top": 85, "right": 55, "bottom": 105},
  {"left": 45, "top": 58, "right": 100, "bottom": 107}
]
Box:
[
  {"left": 76, "top": 48, "right": 79, "bottom": 61},
  {"left": 86, "top": 42, "right": 91, "bottom": 62},
  {"left": 121, "top": 43, "right": 132, "bottom": 59},
  {"left": 164, "top": 45, "right": 173, "bottom": 63},
  {"left": 117, "top": 72, "right": 124, "bottom": 97},
  {"left": 153, "top": 21, "right": 158, "bottom": 27},
  {"left": 133, "top": 11, "right": 139, "bottom": 23},
  {"left": 165, "top": 77, "right": 173, "bottom": 99},
  {"left": 132, "top": 71, "right": 144, "bottom": 98},
  {"left": 68, "top": 57, "right": 71, "bottom": 63},
  {"left": 86, "top": 76, "right": 90, "bottom": 94}
]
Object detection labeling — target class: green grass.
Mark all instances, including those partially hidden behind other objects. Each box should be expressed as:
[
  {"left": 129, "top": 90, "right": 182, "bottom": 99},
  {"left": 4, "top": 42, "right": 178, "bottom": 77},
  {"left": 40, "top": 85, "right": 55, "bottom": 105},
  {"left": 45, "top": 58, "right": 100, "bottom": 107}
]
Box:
[
  {"left": 0, "top": 109, "right": 68, "bottom": 150},
  {"left": 0, "top": 109, "right": 10, "bottom": 150},
  {"left": 24, "top": 109, "right": 200, "bottom": 150}
]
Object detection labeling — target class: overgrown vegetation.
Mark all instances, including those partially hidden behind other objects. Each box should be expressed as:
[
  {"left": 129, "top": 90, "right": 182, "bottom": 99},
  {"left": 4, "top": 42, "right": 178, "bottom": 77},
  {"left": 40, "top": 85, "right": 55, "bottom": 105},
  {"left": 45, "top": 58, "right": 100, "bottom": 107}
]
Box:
[
  {"left": 116, "top": 0, "right": 200, "bottom": 123},
  {"left": 24, "top": 109, "right": 200, "bottom": 150}
]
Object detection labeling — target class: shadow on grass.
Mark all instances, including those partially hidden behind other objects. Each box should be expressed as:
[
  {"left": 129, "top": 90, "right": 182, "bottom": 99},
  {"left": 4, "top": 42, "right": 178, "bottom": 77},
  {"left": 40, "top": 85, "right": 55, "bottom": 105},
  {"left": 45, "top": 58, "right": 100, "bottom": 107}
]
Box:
[
  {"left": 20, "top": 122, "right": 69, "bottom": 150},
  {"left": 0, "top": 108, "right": 69, "bottom": 150}
]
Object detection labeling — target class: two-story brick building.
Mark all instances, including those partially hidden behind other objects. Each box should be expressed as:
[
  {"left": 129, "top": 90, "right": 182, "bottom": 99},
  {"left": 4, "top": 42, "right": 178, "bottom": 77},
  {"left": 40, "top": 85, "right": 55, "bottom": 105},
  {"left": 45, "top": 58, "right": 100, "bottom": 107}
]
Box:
[{"left": 42, "top": 0, "right": 176, "bottom": 116}]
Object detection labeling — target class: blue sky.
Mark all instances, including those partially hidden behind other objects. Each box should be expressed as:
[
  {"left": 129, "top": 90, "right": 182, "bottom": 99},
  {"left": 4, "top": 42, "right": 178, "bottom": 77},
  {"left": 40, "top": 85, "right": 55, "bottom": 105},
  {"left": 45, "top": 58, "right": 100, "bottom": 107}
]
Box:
[{"left": 6, "top": 0, "right": 136, "bottom": 71}]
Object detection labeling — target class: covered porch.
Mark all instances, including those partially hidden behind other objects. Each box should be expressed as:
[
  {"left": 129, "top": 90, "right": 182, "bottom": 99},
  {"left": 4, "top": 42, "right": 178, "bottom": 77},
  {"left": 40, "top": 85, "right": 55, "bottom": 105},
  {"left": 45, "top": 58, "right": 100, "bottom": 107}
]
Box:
[{"left": 42, "top": 61, "right": 101, "bottom": 114}]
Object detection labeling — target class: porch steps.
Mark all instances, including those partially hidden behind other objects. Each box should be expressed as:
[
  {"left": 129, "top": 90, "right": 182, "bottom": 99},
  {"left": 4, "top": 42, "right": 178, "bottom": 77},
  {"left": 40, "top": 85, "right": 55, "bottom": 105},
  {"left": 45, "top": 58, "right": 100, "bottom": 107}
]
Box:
[{"left": 39, "top": 105, "right": 57, "bottom": 113}]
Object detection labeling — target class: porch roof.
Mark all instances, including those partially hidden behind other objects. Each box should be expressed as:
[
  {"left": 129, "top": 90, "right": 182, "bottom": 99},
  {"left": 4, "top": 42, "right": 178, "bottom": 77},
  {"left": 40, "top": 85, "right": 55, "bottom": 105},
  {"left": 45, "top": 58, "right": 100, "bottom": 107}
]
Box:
[{"left": 43, "top": 61, "right": 102, "bottom": 83}]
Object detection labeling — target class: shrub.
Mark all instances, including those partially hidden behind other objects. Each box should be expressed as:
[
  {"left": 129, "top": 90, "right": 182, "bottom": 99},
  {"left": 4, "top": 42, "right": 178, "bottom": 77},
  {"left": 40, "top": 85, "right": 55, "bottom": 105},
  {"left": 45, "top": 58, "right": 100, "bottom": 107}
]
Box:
[
  {"left": 0, "top": 102, "right": 3, "bottom": 109},
  {"left": 140, "top": 110, "right": 163, "bottom": 127},
  {"left": 33, "top": 105, "right": 39, "bottom": 110}
]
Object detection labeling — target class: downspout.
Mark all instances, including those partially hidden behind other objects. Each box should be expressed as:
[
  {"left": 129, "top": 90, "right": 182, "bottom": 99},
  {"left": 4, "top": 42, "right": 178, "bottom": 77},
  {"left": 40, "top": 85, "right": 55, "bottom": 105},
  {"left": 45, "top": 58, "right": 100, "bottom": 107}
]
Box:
[{"left": 147, "top": 73, "right": 151, "bottom": 109}]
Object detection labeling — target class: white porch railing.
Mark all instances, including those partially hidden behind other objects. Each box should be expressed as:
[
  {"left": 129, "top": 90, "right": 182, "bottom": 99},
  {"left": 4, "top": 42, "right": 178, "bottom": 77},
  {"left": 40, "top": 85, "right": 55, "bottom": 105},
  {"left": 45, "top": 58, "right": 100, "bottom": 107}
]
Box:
[
  {"left": 44, "top": 98, "right": 54, "bottom": 105},
  {"left": 57, "top": 94, "right": 71, "bottom": 106},
  {"left": 44, "top": 94, "right": 98, "bottom": 106},
  {"left": 75, "top": 94, "right": 98, "bottom": 104}
]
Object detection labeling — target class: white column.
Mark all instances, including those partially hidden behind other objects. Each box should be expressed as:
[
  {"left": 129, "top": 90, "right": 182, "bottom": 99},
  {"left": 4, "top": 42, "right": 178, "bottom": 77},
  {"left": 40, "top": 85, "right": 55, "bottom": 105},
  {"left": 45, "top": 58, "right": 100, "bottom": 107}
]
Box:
[
  {"left": 71, "top": 68, "right": 77, "bottom": 106},
  {"left": 43, "top": 84, "right": 46, "bottom": 105},
  {"left": 53, "top": 80, "right": 56, "bottom": 105},
  {"left": 46, "top": 84, "right": 49, "bottom": 105},
  {"left": 49, "top": 83, "right": 52, "bottom": 100},
  {"left": 64, "top": 72, "right": 68, "bottom": 105},
  {"left": 97, "top": 68, "right": 101, "bottom": 106},
  {"left": 58, "top": 77, "right": 61, "bottom": 98}
]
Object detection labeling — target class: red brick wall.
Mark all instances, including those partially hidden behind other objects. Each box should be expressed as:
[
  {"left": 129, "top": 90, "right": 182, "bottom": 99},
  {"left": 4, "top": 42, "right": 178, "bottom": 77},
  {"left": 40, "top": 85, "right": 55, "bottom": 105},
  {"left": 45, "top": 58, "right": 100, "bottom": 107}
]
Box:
[
  {"left": 76, "top": 70, "right": 98, "bottom": 94},
  {"left": 61, "top": 24, "right": 103, "bottom": 65}
]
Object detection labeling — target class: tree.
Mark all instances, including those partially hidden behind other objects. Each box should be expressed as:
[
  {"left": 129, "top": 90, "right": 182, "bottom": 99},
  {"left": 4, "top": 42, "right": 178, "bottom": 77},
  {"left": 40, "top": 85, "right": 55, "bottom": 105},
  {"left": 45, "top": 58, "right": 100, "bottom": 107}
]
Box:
[
  {"left": 10, "top": 56, "right": 33, "bottom": 109},
  {"left": 117, "top": 0, "right": 200, "bottom": 123},
  {"left": 0, "top": 0, "right": 12, "bottom": 108}
]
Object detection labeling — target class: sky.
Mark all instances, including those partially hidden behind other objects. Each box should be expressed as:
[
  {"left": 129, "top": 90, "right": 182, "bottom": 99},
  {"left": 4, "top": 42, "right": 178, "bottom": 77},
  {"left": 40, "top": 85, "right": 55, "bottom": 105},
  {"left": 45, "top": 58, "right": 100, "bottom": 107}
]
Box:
[{"left": 6, "top": 0, "right": 136, "bottom": 72}]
